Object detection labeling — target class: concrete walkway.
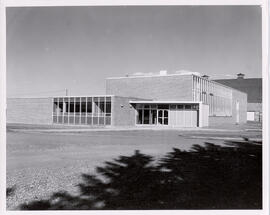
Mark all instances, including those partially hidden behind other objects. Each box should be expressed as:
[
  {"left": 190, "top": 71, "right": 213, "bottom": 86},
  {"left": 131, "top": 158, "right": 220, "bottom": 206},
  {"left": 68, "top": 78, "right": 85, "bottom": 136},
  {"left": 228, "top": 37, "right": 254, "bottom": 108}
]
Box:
[{"left": 7, "top": 122, "right": 262, "bottom": 133}]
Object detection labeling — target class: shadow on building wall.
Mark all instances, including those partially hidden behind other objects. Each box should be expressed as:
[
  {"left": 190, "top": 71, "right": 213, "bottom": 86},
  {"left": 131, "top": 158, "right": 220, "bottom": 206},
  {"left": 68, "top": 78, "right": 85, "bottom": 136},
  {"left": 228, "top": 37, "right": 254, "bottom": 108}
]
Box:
[{"left": 19, "top": 139, "right": 262, "bottom": 210}]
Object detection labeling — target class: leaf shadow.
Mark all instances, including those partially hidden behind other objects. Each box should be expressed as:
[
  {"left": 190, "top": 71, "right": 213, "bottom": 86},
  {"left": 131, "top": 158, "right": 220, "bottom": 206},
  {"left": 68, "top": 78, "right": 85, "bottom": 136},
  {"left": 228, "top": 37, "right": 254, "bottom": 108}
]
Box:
[{"left": 19, "top": 140, "right": 262, "bottom": 210}]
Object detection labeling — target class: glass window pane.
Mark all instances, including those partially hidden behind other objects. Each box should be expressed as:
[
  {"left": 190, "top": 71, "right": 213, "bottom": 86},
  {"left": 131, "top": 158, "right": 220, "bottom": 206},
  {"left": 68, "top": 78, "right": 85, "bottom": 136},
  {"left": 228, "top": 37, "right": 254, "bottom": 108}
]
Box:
[
  {"left": 64, "top": 101, "right": 69, "bottom": 114},
  {"left": 53, "top": 116, "right": 57, "bottom": 123},
  {"left": 99, "top": 97, "right": 105, "bottom": 102},
  {"left": 99, "top": 117, "right": 105, "bottom": 125},
  {"left": 75, "top": 98, "right": 80, "bottom": 113},
  {"left": 58, "top": 116, "right": 63, "bottom": 123},
  {"left": 99, "top": 101, "right": 105, "bottom": 114},
  {"left": 170, "top": 105, "right": 176, "bottom": 109},
  {"left": 63, "top": 116, "right": 68, "bottom": 124},
  {"left": 87, "top": 117, "right": 92, "bottom": 125},
  {"left": 137, "top": 109, "right": 143, "bottom": 124},
  {"left": 158, "top": 104, "right": 169, "bottom": 109},
  {"left": 143, "top": 109, "right": 150, "bottom": 124},
  {"left": 75, "top": 116, "right": 80, "bottom": 124},
  {"left": 192, "top": 104, "right": 199, "bottom": 110},
  {"left": 81, "top": 100, "right": 86, "bottom": 113},
  {"left": 87, "top": 97, "right": 92, "bottom": 113},
  {"left": 93, "top": 117, "right": 98, "bottom": 125},
  {"left": 185, "top": 105, "right": 191, "bottom": 110},
  {"left": 81, "top": 116, "right": 86, "bottom": 124},
  {"left": 105, "top": 117, "right": 111, "bottom": 125},
  {"left": 136, "top": 104, "right": 143, "bottom": 109},
  {"left": 69, "top": 115, "right": 74, "bottom": 124},
  {"left": 164, "top": 110, "right": 168, "bottom": 117},
  {"left": 150, "top": 110, "right": 157, "bottom": 124},
  {"left": 164, "top": 118, "right": 168, "bottom": 125},
  {"left": 59, "top": 98, "right": 63, "bottom": 113},
  {"left": 94, "top": 97, "right": 99, "bottom": 114},
  {"left": 53, "top": 98, "right": 58, "bottom": 114},
  {"left": 178, "top": 105, "right": 184, "bottom": 110},
  {"left": 106, "top": 102, "right": 111, "bottom": 113},
  {"left": 105, "top": 96, "right": 111, "bottom": 102},
  {"left": 69, "top": 98, "right": 75, "bottom": 113}
]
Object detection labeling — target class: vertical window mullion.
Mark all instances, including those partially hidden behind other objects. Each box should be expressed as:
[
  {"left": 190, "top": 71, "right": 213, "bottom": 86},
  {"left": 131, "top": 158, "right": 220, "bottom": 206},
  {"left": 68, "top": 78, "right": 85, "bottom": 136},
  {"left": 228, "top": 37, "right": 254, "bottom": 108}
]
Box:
[
  {"left": 67, "top": 97, "right": 69, "bottom": 124},
  {"left": 104, "top": 97, "right": 106, "bottom": 125},
  {"left": 79, "top": 97, "right": 82, "bottom": 124},
  {"left": 73, "top": 98, "right": 75, "bottom": 124},
  {"left": 56, "top": 98, "right": 59, "bottom": 123},
  {"left": 97, "top": 97, "right": 100, "bottom": 125},
  {"left": 91, "top": 97, "right": 94, "bottom": 125},
  {"left": 85, "top": 97, "right": 88, "bottom": 125}
]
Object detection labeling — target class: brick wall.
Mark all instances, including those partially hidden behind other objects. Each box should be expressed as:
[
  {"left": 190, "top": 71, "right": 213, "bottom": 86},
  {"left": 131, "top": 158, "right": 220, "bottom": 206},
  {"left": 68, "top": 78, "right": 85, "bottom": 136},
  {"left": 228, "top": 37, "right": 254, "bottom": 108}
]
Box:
[
  {"left": 111, "top": 96, "right": 143, "bottom": 127},
  {"left": 106, "top": 75, "right": 193, "bottom": 101},
  {"left": 7, "top": 98, "right": 53, "bottom": 124}
]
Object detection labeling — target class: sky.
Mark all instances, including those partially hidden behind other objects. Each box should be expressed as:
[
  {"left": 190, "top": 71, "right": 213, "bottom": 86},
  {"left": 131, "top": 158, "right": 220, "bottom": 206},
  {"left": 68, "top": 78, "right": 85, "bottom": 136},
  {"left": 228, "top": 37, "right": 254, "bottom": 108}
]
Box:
[{"left": 6, "top": 6, "right": 262, "bottom": 98}]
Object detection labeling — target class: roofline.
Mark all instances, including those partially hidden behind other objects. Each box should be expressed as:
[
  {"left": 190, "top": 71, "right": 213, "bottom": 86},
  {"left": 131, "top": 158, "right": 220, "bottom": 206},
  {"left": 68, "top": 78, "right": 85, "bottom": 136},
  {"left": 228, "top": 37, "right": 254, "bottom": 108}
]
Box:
[
  {"left": 52, "top": 95, "right": 114, "bottom": 98},
  {"left": 8, "top": 95, "right": 115, "bottom": 99},
  {"left": 192, "top": 74, "right": 248, "bottom": 95},
  {"left": 106, "top": 73, "right": 247, "bottom": 95},
  {"left": 106, "top": 73, "right": 192, "bottom": 80},
  {"left": 129, "top": 100, "right": 203, "bottom": 104}
]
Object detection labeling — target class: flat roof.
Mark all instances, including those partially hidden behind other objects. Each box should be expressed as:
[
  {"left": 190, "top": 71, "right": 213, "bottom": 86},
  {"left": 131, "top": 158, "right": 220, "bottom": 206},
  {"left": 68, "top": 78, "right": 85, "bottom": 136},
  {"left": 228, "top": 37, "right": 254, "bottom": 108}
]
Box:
[
  {"left": 52, "top": 95, "right": 114, "bottom": 98},
  {"left": 107, "top": 73, "right": 192, "bottom": 80},
  {"left": 107, "top": 73, "right": 247, "bottom": 95},
  {"left": 129, "top": 100, "right": 202, "bottom": 104},
  {"left": 7, "top": 95, "right": 115, "bottom": 99}
]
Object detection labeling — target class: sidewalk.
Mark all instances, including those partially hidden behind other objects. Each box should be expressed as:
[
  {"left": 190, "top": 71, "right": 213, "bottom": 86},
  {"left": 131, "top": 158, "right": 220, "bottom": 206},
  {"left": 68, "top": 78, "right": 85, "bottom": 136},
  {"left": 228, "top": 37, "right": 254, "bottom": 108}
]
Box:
[{"left": 7, "top": 123, "right": 262, "bottom": 133}]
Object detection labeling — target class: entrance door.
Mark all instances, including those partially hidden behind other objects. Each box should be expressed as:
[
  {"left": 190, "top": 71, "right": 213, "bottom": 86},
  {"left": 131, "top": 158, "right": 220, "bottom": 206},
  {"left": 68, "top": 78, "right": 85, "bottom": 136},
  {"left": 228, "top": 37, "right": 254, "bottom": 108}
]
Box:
[{"left": 158, "top": 109, "right": 168, "bottom": 125}]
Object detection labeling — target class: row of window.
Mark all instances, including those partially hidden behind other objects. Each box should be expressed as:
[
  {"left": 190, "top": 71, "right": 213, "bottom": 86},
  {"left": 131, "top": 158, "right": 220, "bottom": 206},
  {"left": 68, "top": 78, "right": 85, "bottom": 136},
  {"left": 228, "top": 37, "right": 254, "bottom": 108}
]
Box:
[
  {"left": 192, "top": 76, "right": 233, "bottom": 116},
  {"left": 53, "top": 96, "right": 112, "bottom": 125},
  {"left": 136, "top": 104, "right": 199, "bottom": 110},
  {"left": 136, "top": 104, "right": 199, "bottom": 125},
  {"left": 137, "top": 109, "right": 169, "bottom": 125}
]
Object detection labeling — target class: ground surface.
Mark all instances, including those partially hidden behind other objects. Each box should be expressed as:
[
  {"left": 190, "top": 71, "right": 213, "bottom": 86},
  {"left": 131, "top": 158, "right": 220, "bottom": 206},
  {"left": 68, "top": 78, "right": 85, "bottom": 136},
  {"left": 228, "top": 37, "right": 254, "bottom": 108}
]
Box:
[{"left": 6, "top": 122, "right": 262, "bottom": 210}]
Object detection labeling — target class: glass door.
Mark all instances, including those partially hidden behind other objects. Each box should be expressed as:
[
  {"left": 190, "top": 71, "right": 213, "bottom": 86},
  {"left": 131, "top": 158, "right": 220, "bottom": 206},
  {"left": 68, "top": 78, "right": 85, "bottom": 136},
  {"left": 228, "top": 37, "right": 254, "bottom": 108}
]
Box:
[{"left": 158, "top": 109, "right": 168, "bottom": 125}]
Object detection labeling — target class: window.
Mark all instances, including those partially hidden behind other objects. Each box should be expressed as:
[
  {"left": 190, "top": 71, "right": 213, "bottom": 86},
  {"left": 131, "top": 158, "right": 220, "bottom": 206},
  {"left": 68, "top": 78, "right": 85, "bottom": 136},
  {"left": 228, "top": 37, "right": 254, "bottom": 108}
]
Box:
[
  {"left": 177, "top": 105, "right": 184, "bottom": 110},
  {"left": 158, "top": 104, "right": 169, "bottom": 109},
  {"left": 106, "top": 102, "right": 111, "bottom": 114},
  {"left": 185, "top": 105, "right": 191, "bottom": 110},
  {"left": 192, "top": 75, "right": 232, "bottom": 116},
  {"left": 170, "top": 105, "right": 177, "bottom": 110},
  {"left": 52, "top": 96, "right": 112, "bottom": 126},
  {"left": 143, "top": 109, "right": 150, "bottom": 124},
  {"left": 87, "top": 97, "right": 92, "bottom": 114}
]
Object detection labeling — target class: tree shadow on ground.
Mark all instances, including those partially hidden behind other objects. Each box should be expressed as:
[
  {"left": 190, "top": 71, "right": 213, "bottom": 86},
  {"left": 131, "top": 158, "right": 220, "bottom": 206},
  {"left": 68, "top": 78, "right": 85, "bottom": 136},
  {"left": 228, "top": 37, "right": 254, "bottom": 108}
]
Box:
[{"left": 20, "top": 138, "right": 262, "bottom": 210}]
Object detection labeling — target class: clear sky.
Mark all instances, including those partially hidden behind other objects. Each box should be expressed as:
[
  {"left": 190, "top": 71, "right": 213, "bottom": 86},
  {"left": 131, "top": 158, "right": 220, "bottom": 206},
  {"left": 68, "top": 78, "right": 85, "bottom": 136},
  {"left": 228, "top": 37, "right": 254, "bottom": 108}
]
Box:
[{"left": 7, "top": 6, "right": 262, "bottom": 98}]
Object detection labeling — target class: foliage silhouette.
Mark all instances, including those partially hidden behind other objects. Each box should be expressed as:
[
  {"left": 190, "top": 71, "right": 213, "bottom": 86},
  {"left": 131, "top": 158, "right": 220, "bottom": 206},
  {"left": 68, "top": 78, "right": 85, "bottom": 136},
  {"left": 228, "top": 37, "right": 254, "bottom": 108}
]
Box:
[
  {"left": 7, "top": 186, "right": 16, "bottom": 197},
  {"left": 20, "top": 140, "right": 262, "bottom": 210}
]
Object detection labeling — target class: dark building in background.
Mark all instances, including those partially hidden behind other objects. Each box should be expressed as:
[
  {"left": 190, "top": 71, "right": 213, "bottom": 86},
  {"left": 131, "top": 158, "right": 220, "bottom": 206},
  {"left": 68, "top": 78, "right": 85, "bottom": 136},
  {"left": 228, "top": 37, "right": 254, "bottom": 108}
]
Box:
[{"left": 215, "top": 73, "right": 262, "bottom": 122}]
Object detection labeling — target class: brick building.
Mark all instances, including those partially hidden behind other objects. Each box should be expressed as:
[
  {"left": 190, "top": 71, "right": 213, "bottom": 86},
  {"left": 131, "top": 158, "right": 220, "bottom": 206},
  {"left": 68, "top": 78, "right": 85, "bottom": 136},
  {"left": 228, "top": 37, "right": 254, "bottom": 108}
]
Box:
[
  {"left": 215, "top": 73, "right": 262, "bottom": 122},
  {"left": 7, "top": 71, "right": 247, "bottom": 128}
]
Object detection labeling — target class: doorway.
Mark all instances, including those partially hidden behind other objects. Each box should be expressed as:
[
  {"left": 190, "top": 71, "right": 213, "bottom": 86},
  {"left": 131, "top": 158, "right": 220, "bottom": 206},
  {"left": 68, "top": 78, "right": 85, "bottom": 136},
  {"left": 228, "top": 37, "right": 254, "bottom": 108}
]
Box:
[{"left": 158, "top": 109, "right": 168, "bottom": 125}]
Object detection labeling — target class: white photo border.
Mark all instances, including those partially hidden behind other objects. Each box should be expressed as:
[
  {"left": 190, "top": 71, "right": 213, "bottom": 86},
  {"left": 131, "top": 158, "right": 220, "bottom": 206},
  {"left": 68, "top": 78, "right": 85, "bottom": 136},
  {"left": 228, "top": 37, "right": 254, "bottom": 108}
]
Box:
[{"left": 0, "top": 0, "right": 268, "bottom": 215}]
